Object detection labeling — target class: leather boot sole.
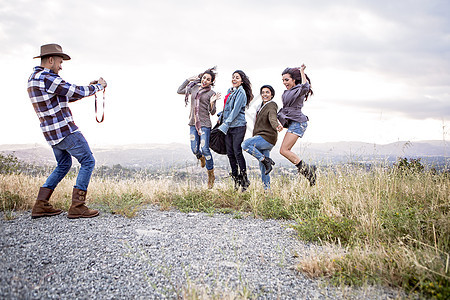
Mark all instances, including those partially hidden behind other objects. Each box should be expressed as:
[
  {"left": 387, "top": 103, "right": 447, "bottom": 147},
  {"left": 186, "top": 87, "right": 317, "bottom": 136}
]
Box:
[
  {"left": 67, "top": 211, "right": 99, "bottom": 219},
  {"left": 31, "top": 210, "right": 63, "bottom": 219}
]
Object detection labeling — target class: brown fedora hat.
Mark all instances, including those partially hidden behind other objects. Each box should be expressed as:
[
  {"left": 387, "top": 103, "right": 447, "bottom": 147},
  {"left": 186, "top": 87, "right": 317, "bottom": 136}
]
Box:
[{"left": 33, "top": 43, "right": 71, "bottom": 60}]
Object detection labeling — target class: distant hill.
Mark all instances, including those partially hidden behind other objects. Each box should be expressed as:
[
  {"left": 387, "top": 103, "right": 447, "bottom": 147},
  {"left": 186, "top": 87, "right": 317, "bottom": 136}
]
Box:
[
  {"left": 0, "top": 140, "right": 448, "bottom": 168},
  {"left": 305, "top": 140, "right": 448, "bottom": 157}
]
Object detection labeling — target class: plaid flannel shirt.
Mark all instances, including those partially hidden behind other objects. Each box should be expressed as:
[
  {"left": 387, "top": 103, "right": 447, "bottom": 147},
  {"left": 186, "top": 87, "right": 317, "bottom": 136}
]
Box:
[{"left": 27, "top": 66, "right": 104, "bottom": 146}]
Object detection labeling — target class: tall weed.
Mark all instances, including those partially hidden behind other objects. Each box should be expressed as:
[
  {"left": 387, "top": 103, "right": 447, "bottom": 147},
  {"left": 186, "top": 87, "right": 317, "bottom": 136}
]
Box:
[{"left": 1, "top": 161, "right": 448, "bottom": 298}]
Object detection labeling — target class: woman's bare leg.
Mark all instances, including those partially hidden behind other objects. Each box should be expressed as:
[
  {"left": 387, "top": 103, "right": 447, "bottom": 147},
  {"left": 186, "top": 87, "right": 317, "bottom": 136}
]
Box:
[{"left": 279, "top": 132, "right": 301, "bottom": 165}]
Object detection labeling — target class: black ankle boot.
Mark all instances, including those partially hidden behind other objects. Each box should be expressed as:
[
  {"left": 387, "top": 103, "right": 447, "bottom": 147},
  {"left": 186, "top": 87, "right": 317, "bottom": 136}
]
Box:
[
  {"left": 306, "top": 165, "right": 317, "bottom": 186},
  {"left": 261, "top": 156, "right": 275, "bottom": 175},
  {"left": 296, "top": 160, "right": 317, "bottom": 186},
  {"left": 240, "top": 170, "right": 250, "bottom": 191},
  {"left": 231, "top": 173, "right": 240, "bottom": 191}
]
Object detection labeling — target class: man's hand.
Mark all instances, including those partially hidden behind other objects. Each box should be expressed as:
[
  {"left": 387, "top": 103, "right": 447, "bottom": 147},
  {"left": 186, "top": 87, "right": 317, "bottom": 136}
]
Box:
[
  {"left": 90, "top": 77, "right": 107, "bottom": 88},
  {"left": 98, "top": 77, "right": 107, "bottom": 88}
]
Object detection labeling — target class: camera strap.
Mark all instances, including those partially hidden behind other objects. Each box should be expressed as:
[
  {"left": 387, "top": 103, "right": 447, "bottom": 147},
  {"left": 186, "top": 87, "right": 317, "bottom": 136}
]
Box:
[{"left": 95, "top": 89, "right": 105, "bottom": 123}]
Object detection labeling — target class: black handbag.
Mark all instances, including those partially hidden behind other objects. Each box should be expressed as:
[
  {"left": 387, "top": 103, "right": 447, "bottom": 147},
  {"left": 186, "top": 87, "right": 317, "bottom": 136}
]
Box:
[{"left": 210, "top": 116, "right": 227, "bottom": 155}]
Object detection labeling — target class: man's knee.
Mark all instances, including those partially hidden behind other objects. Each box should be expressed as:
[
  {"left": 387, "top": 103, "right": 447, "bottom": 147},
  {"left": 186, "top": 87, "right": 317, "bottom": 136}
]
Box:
[
  {"left": 80, "top": 154, "right": 95, "bottom": 170},
  {"left": 57, "top": 155, "right": 72, "bottom": 170},
  {"left": 88, "top": 155, "right": 96, "bottom": 167},
  {"left": 57, "top": 159, "right": 72, "bottom": 172}
]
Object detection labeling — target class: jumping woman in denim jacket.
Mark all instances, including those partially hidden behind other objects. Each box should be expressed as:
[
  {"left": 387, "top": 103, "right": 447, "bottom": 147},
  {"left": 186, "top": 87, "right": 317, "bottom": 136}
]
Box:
[
  {"left": 218, "top": 70, "right": 254, "bottom": 191},
  {"left": 177, "top": 67, "right": 221, "bottom": 188},
  {"left": 277, "top": 64, "right": 316, "bottom": 186}
]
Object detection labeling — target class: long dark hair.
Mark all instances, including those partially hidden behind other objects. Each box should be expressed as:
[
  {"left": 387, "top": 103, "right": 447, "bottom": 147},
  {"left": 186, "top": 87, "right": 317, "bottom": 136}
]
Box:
[
  {"left": 282, "top": 67, "right": 314, "bottom": 101},
  {"left": 233, "top": 70, "right": 253, "bottom": 106},
  {"left": 198, "top": 67, "right": 216, "bottom": 86}
]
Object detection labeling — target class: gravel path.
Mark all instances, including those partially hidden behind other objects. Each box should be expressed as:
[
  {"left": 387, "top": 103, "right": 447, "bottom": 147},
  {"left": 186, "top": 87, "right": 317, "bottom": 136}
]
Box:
[{"left": 1, "top": 207, "right": 403, "bottom": 299}]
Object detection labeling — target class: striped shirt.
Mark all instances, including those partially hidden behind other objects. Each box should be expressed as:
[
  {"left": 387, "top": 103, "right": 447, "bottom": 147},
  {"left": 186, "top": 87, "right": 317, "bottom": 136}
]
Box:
[{"left": 27, "top": 66, "right": 104, "bottom": 146}]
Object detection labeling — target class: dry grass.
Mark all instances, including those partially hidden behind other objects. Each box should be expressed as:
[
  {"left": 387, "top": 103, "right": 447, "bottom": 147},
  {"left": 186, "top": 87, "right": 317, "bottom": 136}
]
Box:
[
  {"left": 181, "top": 280, "right": 255, "bottom": 300},
  {"left": 1, "top": 164, "right": 449, "bottom": 298}
]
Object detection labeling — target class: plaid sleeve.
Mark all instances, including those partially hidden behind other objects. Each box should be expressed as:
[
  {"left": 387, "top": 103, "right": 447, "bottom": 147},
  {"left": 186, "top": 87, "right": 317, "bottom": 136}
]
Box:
[{"left": 44, "top": 75, "right": 103, "bottom": 102}]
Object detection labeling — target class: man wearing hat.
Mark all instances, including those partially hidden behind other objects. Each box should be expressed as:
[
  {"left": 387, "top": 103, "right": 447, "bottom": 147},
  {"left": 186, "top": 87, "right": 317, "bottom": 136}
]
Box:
[{"left": 27, "top": 43, "right": 107, "bottom": 219}]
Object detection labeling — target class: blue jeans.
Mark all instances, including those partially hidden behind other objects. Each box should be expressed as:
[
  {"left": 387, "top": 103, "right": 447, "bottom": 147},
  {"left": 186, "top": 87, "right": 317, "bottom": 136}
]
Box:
[
  {"left": 241, "top": 135, "right": 274, "bottom": 189},
  {"left": 43, "top": 132, "right": 95, "bottom": 191},
  {"left": 190, "top": 126, "right": 214, "bottom": 170}
]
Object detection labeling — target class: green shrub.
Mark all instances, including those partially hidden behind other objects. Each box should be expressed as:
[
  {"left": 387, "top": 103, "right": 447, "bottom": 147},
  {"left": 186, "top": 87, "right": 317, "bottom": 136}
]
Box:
[
  {"left": 0, "top": 191, "right": 24, "bottom": 211},
  {"left": 156, "top": 188, "right": 252, "bottom": 214},
  {"left": 292, "top": 215, "right": 358, "bottom": 245},
  {"left": 0, "top": 153, "right": 21, "bottom": 174},
  {"left": 171, "top": 190, "right": 216, "bottom": 213},
  {"left": 94, "top": 191, "right": 146, "bottom": 218},
  {"left": 394, "top": 157, "right": 425, "bottom": 174},
  {"left": 258, "top": 197, "right": 291, "bottom": 219}
]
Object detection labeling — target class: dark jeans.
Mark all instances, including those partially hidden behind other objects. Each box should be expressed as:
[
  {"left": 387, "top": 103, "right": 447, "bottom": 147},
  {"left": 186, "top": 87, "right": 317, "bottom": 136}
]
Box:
[{"left": 225, "top": 126, "right": 247, "bottom": 176}]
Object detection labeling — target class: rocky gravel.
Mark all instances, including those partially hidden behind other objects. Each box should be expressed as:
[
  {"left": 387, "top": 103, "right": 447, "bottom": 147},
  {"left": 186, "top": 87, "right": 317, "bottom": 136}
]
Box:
[{"left": 0, "top": 207, "right": 404, "bottom": 299}]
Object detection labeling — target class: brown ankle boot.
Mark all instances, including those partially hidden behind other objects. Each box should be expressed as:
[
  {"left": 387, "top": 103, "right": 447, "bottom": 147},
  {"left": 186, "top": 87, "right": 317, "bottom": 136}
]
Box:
[
  {"left": 67, "top": 188, "right": 99, "bottom": 219},
  {"left": 31, "top": 187, "right": 63, "bottom": 219},
  {"left": 207, "top": 169, "right": 215, "bottom": 189},
  {"left": 199, "top": 155, "right": 206, "bottom": 168}
]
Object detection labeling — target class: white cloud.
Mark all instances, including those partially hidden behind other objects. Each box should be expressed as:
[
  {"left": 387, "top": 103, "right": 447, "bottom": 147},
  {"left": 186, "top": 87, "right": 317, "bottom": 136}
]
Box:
[{"left": 0, "top": 0, "right": 449, "bottom": 146}]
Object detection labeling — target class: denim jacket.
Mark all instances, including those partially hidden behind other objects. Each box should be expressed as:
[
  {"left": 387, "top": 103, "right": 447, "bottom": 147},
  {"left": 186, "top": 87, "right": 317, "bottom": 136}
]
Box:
[{"left": 218, "top": 86, "right": 247, "bottom": 134}]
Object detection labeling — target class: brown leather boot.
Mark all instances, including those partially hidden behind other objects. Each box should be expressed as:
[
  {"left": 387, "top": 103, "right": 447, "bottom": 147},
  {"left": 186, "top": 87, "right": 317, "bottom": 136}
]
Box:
[
  {"left": 31, "top": 187, "right": 63, "bottom": 219},
  {"left": 199, "top": 155, "right": 206, "bottom": 168},
  {"left": 207, "top": 169, "right": 215, "bottom": 189},
  {"left": 67, "top": 188, "right": 99, "bottom": 219}
]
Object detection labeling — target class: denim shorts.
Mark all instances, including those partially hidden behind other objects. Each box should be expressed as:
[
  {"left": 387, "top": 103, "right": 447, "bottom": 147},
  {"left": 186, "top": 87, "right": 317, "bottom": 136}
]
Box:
[{"left": 287, "top": 121, "right": 308, "bottom": 137}]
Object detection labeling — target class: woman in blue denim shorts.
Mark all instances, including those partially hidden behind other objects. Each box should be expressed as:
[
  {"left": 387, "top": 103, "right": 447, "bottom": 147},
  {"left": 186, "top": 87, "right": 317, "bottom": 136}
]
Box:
[{"left": 277, "top": 64, "right": 316, "bottom": 186}]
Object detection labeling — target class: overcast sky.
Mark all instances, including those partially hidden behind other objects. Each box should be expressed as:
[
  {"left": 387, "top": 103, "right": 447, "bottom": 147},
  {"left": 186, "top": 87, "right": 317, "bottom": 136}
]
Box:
[{"left": 1, "top": 0, "right": 449, "bottom": 147}]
